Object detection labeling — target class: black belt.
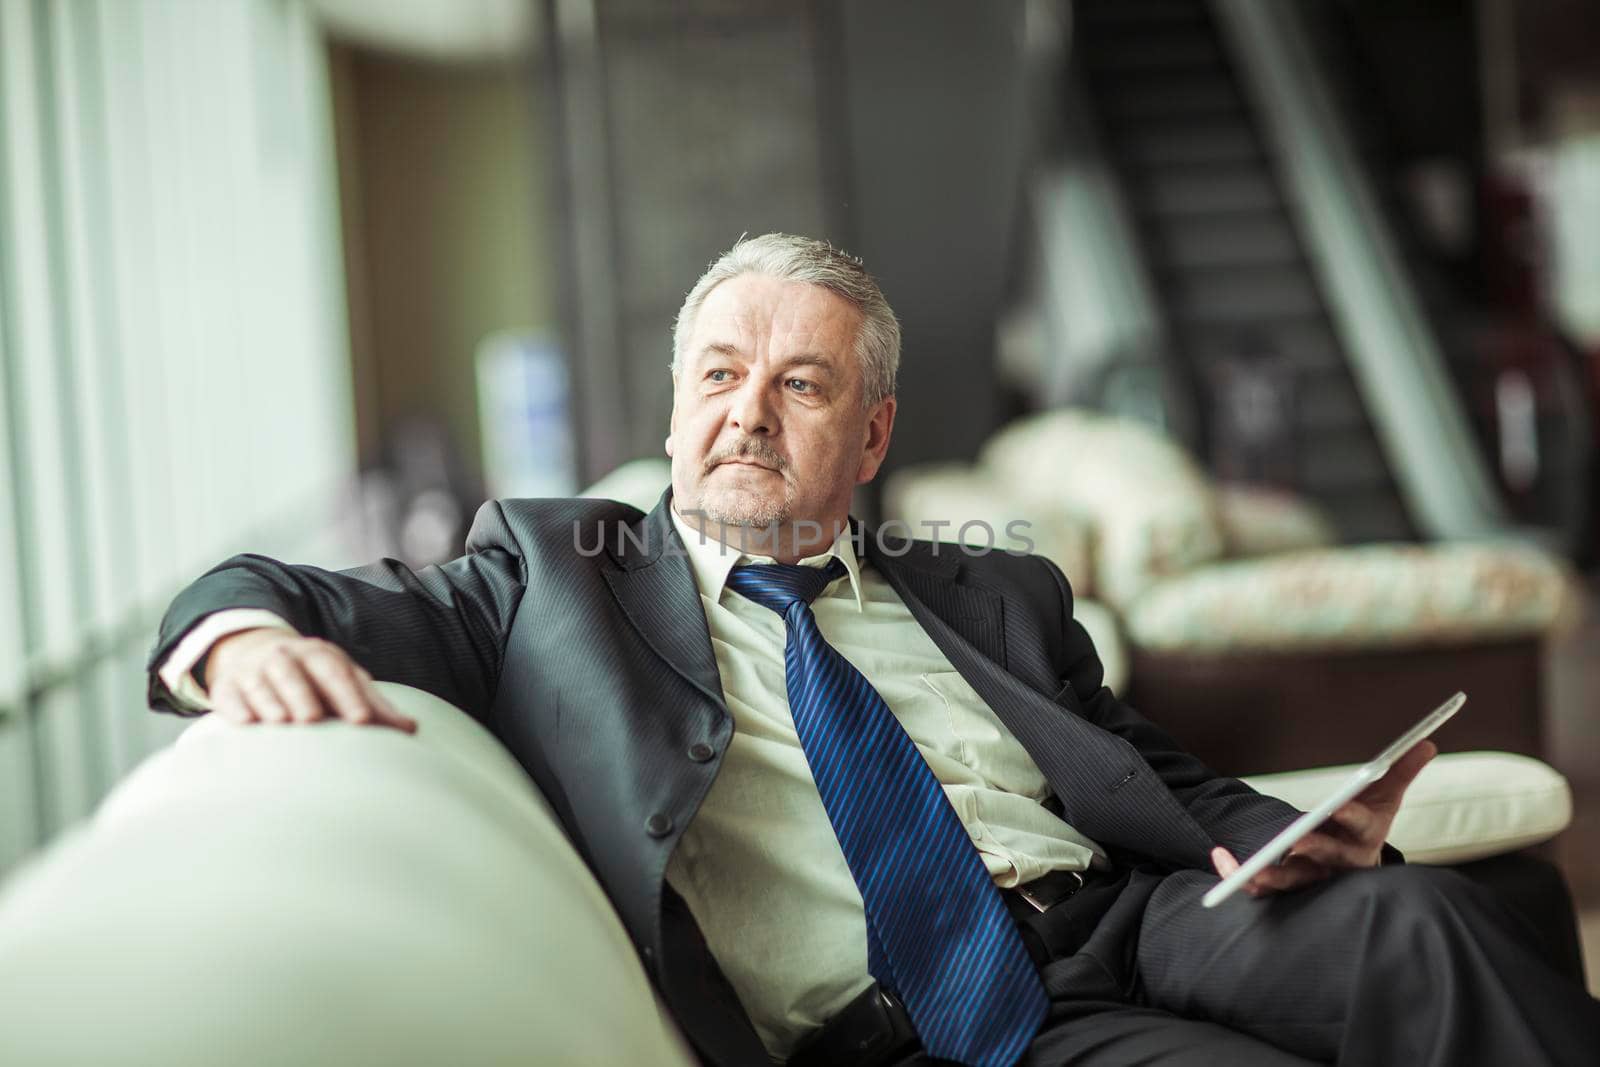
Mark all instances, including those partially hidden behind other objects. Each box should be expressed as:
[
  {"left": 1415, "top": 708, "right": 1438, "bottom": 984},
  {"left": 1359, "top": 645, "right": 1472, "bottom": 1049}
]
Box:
[
  {"left": 787, "top": 868, "right": 1102, "bottom": 1067},
  {"left": 787, "top": 983, "right": 923, "bottom": 1067},
  {"left": 1010, "top": 868, "right": 1086, "bottom": 913}
]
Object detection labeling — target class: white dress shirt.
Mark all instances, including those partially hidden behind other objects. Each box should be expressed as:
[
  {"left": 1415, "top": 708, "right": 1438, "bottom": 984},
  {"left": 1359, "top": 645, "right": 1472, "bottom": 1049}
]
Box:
[{"left": 662, "top": 508, "right": 1104, "bottom": 1059}]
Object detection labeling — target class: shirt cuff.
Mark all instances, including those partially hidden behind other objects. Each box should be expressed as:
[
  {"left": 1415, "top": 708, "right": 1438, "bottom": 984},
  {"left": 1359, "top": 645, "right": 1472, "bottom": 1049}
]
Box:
[{"left": 158, "top": 609, "right": 298, "bottom": 712}]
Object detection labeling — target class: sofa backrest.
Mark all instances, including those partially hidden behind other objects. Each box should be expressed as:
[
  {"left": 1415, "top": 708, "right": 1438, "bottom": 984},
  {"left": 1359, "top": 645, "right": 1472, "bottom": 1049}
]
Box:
[
  {"left": 882, "top": 462, "right": 1097, "bottom": 594},
  {"left": 0, "top": 684, "right": 696, "bottom": 1067},
  {"left": 981, "top": 410, "right": 1226, "bottom": 609}
]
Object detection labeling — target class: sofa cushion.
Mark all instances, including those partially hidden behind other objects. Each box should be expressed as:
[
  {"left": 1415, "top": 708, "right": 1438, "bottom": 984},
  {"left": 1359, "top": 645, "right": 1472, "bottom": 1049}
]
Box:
[
  {"left": 882, "top": 463, "right": 1096, "bottom": 595},
  {"left": 1213, "top": 484, "right": 1337, "bottom": 558},
  {"left": 1125, "top": 542, "right": 1578, "bottom": 653},
  {"left": 1243, "top": 751, "right": 1573, "bottom": 865},
  {"left": 981, "top": 410, "right": 1225, "bottom": 609},
  {"left": 0, "top": 684, "right": 695, "bottom": 1067}
]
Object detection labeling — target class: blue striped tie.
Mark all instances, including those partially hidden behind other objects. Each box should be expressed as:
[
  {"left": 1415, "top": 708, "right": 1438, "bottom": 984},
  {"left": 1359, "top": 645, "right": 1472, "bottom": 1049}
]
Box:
[{"left": 726, "top": 559, "right": 1047, "bottom": 1067}]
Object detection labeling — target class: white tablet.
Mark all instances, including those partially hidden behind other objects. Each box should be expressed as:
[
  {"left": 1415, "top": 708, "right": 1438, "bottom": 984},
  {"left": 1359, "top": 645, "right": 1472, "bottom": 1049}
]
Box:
[{"left": 1201, "top": 691, "right": 1466, "bottom": 909}]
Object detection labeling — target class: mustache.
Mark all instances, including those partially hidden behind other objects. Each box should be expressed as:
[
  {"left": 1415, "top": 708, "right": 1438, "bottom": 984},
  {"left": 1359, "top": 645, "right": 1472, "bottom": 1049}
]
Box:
[{"left": 703, "top": 438, "right": 787, "bottom": 475}]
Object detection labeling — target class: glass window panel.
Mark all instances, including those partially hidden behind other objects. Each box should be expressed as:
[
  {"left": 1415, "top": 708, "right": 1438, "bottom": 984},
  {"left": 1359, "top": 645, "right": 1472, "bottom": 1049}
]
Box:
[
  {"left": 51, "top": 0, "right": 137, "bottom": 639},
  {"left": 33, "top": 684, "right": 93, "bottom": 839},
  {"left": 95, "top": 0, "right": 180, "bottom": 616},
  {"left": 106, "top": 645, "right": 153, "bottom": 780},
  {"left": 135, "top": 2, "right": 204, "bottom": 589},
  {"left": 0, "top": 263, "right": 26, "bottom": 713},
  {"left": 0, "top": 711, "right": 40, "bottom": 874},
  {"left": 0, "top": 0, "right": 83, "bottom": 669}
]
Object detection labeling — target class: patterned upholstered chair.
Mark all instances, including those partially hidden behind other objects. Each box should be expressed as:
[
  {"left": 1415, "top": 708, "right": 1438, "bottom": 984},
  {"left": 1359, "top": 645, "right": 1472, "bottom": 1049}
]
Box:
[{"left": 891, "top": 408, "right": 1580, "bottom": 777}]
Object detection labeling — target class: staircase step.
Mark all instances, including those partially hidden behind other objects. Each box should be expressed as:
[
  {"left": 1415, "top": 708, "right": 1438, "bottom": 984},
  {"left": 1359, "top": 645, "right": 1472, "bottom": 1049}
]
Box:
[
  {"left": 1075, "top": 0, "right": 1206, "bottom": 28},
  {"left": 1296, "top": 376, "right": 1369, "bottom": 432},
  {"left": 1136, "top": 167, "right": 1281, "bottom": 216},
  {"left": 1113, "top": 120, "right": 1263, "bottom": 167},
  {"left": 1297, "top": 430, "right": 1394, "bottom": 492},
  {"left": 1153, "top": 215, "right": 1300, "bottom": 270},
  {"left": 1080, "top": 36, "right": 1222, "bottom": 76},
  {"left": 1166, "top": 270, "right": 1322, "bottom": 324},
  {"left": 1095, "top": 78, "right": 1244, "bottom": 121},
  {"left": 1183, "top": 325, "right": 1346, "bottom": 388}
]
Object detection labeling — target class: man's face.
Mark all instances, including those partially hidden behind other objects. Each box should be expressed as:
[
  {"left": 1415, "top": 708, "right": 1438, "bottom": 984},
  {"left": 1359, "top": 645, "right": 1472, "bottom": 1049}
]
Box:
[{"left": 666, "top": 274, "right": 895, "bottom": 554}]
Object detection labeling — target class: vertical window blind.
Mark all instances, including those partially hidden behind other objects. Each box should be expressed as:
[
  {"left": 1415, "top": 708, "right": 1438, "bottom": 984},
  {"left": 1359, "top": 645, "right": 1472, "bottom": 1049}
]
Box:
[{"left": 0, "top": 0, "right": 358, "bottom": 872}]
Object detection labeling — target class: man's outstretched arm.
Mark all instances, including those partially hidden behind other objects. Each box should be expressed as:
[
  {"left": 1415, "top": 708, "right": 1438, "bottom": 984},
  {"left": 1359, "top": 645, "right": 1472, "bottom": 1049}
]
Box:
[{"left": 147, "top": 500, "right": 527, "bottom": 728}]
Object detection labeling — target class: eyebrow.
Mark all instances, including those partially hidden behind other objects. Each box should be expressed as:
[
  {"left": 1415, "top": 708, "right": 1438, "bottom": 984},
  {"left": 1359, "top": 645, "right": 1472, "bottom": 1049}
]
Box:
[{"left": 697, "top": 343, "right": 838, "bottom": 377}]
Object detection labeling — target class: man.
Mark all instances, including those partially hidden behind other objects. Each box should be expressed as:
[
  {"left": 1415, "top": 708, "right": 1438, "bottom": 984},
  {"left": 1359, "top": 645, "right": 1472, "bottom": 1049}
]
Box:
[{"left": 149, "top": 234, "right": 1597, "bottom": 1065}]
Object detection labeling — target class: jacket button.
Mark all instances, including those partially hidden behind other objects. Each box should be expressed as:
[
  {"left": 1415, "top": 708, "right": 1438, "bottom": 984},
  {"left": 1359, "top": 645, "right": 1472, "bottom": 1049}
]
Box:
[
  {"left": 687, "top": 742, "right": 715, "bottom": 762},
  {"left": 646, "top": 812, "right": 674, "bottom": 838}
]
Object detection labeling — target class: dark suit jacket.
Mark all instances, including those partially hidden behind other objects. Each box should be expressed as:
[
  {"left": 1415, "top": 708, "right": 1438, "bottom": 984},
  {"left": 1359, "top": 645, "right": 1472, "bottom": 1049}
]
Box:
[{"left": 148, "top": 491, "right": 1300, "bottom": 1065}]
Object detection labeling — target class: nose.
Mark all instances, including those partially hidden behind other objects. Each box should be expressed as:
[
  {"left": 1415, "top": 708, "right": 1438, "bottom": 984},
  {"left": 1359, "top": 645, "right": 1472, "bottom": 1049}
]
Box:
[{"left": 727, "top": 377, "right": 777, "bottom": 436}]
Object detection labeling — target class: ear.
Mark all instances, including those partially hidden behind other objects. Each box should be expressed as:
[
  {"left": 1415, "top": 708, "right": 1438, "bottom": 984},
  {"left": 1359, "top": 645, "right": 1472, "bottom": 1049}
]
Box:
[
  {"left": 664, "top": 408, "right": 676, "bottom": 458},
  {"left": 854, "top": 397, "right": 896, "bottom": 485}
]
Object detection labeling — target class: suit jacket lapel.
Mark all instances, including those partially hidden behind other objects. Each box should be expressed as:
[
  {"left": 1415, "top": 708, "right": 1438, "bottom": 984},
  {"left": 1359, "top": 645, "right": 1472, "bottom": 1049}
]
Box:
[
  {"left": 863, "top": 528, "right": 1009, "bottom": 668},
  {"left": 601, "top": 506, "right": 1210, "bottom": 864},
  {"left": 601, "top": 491, "right": 727, "bottom": 711},
  {"left": 865, "top": 525, "right": 1213, "bottom": 867}
]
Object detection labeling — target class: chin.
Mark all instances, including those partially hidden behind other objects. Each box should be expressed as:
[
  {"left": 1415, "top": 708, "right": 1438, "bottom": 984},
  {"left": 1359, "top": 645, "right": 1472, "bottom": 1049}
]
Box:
[{"left": 695, "top": 487, "right": 791, "bottom": 529}]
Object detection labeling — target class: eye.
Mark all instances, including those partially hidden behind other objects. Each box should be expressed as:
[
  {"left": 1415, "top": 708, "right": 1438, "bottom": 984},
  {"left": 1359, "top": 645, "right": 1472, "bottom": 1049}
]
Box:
[
  {"left": 706, "top": 369, "right": 735, "bottom": 383},
  {"left": 786, "top": 378, "right": 819, "bottom": 395}
]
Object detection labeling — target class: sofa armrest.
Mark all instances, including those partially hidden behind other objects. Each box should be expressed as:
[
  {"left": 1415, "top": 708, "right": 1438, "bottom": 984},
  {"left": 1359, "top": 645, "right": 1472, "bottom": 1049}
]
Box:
[
  {"left": 0, "top": 684, "right": 696, "bottom": 1067},
  {"left": 1243, "top": 751, "right": 1573, "bottom": 865}
]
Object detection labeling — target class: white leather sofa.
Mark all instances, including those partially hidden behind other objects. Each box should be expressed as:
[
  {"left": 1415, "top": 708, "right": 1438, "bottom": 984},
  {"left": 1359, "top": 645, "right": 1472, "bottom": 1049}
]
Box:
[{"left": 0, "top": 684, "right": 1574, "bottom": 1065}]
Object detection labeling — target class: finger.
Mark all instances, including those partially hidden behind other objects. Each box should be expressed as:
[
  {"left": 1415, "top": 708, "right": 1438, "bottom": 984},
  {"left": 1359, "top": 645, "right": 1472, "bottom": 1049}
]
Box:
[
  {"left": 1211, "top": 847, "right": 1268, "bottom": 898},
  {"left": 1211, "top": 846, "right": 1240, "bottom": 879},
  {"left": 265, "top": 655, "right": 327, "bottom": 724},
  {"left": 211, "top": 682, "right": 258, "bottom": 725},
  {"left": 351, "top": 667, "right": 417, "bottom": 733},
  {"left": 1288, "top": 830, "right": 1371, "bottom": 870},
  {"left": 363, "top": 685, "right": 418, "bottom": 733},
  {"left": 244, "top": 678, "right": 293, "bottom": 724},
  {"left": 305, "top": 652, "right": 416, "bottom": 733},
  {"left": 1326, "top": 801, "right": 1381, "bottom": 842},
  {"left": 301, "top": 646, "right": 375, "bottom": 726},
  {"left": 1361, "top": 740, "right": 1437, "bottom": 808},
  {"left": 1248, "top": 855, "right": 1330, "bottom": 893}
]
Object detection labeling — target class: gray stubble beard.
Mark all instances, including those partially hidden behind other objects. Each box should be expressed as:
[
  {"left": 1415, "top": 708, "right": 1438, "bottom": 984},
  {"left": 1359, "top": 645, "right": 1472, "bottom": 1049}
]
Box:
[{"left": 695, "top": 480, "right": 795, "bottom": 530}]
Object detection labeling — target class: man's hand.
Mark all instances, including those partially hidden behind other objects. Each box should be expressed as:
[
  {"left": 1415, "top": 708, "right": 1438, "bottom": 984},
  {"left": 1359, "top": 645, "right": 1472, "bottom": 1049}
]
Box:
[
  {"left": 205, "top": 628, "right": 417, "bottom": 732},
  {"left": 1210, "top": 739, "right": 1436, "bottom": 898}
]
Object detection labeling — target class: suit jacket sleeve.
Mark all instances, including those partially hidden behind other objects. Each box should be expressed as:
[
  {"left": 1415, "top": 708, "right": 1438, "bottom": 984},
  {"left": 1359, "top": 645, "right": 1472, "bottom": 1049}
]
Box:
[
  {"left": 146, "top": 500, "right": 527, "bottom": 722},
  {"left": 1035, "top": 555, "right": 1306, "bottom": 861}
]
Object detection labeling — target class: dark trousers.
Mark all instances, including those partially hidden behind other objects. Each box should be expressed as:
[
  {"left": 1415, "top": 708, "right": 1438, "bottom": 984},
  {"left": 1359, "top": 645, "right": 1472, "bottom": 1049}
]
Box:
[{"left": 1015, "top": 863, "right": 1600, "bottom": 1066}]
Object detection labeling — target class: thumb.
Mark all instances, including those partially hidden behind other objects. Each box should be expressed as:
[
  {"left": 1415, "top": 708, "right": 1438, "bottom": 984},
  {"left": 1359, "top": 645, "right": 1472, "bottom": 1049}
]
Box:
[{"left": 1211, "top": 846, "right": 1241, "bottom": 878}]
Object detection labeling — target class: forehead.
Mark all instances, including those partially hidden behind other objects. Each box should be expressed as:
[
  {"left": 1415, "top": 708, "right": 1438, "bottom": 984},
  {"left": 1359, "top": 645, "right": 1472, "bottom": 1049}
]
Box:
[{"left": 687, "top": 274, "right": 860, "bottom": 364}]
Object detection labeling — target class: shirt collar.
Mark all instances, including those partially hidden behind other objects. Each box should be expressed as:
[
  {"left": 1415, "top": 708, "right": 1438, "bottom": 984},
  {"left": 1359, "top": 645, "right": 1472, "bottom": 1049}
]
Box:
[{"left": 669, "top": 504, "right": 865, "bottom": 612}]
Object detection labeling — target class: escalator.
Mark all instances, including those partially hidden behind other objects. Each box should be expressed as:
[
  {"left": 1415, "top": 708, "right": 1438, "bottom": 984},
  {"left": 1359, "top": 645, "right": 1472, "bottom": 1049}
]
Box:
[
  {"left": 1072, "top": 0, "right": 1414, "bottom": 541},
  {"left": 1062, "top": 0, "right": 1584, "bottom": 547}
]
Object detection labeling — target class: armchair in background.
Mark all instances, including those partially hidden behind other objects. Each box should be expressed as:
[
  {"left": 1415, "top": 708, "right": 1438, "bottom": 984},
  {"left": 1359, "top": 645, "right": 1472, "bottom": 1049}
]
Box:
[{"left": 888, "top": 408, "right": 1581, "bottom": 775}]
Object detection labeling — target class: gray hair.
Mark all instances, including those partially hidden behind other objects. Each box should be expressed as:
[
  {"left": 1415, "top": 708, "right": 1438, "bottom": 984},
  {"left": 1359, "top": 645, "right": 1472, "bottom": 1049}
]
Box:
[{"left": 671, "top": 233, "right": 900, "bottom": 406}]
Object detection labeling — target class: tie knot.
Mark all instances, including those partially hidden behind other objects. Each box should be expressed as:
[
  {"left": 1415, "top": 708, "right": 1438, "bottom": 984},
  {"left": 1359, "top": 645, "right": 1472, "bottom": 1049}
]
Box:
[{"left": 726, "top": 557, "right": 848, "bottom": 615}]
